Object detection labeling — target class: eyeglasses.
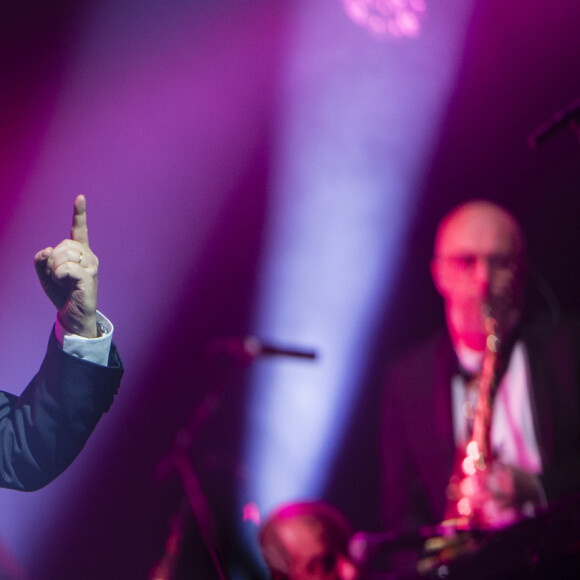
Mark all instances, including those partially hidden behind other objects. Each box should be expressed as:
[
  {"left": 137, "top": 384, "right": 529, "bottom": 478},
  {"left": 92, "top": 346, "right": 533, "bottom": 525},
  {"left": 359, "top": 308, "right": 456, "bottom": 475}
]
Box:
[{"left": 435, "top": 253, "right": 519, "bottom": 273}]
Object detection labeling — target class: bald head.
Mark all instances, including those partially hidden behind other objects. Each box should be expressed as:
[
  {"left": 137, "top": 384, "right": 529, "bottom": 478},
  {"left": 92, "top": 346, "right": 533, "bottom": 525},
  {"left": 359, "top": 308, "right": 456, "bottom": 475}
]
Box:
[
  {"left": 431, "top": 201, "right": 527, "bottom": 351},
  {"left": 434, "top": 201, "right": 526, "bottom": 259},
  {"left": 259, "top": 502, "right": 359, "bottom": 580}
]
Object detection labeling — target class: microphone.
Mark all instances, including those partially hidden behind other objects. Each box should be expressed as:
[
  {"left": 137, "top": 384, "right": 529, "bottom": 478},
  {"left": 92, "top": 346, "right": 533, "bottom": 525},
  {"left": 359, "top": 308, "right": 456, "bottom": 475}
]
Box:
[
  {"left": 528, "top": 96, "right": 580, "bottom": 148},
  {"left": 206, "top": 336, "right": 317, "bottom": 361}
]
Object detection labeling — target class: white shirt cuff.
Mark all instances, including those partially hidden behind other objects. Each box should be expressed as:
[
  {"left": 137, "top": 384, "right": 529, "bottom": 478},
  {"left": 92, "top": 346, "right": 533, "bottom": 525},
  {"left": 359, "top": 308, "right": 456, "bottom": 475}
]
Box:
[{"left": 55, "top": 311, "right": 113, "bottom": 367}]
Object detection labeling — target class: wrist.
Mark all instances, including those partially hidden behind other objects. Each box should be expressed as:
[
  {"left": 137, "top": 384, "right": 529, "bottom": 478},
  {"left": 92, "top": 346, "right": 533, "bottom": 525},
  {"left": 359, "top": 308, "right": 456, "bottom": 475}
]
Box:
[
  {"left": 56, "top": 313, "right": 109, "bottom": 343},
  {"left": 57, "top": 313, "right": 97, "bottom": 338}
]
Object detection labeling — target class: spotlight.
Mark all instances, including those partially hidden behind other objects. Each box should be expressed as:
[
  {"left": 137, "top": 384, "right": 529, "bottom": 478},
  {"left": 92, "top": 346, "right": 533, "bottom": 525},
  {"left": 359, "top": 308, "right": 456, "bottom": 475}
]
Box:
[{"left": 342, "top": 0, "right": 426, "bottom": 39}]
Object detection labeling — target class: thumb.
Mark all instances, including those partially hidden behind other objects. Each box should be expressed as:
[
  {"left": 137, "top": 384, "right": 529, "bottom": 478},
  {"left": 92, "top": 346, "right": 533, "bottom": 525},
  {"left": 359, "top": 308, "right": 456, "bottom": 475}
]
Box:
[{"left": 34, "top": 247, "right": 53, "bottom": 279}]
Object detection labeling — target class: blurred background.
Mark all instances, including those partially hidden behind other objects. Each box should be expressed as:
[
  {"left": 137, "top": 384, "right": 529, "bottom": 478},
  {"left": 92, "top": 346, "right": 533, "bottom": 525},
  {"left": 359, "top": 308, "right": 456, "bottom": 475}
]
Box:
[{"left": 0, "top": 0, "right": 579, "bottom": 577}]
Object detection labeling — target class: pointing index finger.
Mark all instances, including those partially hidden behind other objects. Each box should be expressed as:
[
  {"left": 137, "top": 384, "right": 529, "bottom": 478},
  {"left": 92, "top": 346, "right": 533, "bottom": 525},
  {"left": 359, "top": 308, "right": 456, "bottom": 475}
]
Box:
[{"left": 70, "top": 194, "right": 89, "bottom": 245}]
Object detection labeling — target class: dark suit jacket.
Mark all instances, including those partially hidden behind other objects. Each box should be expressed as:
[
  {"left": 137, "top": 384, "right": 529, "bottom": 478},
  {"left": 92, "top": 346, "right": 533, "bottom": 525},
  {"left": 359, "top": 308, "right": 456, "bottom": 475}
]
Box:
[
  {"left": 0, "top": 330, "right": 124, "bottom": 491},
  {"left": 380, "top": 316, "right": 580, "bottom": 532}
]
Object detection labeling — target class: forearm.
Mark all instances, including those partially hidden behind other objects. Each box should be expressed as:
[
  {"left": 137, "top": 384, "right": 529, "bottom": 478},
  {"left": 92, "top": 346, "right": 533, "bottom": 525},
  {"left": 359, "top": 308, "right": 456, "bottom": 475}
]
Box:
[{"left": 0, "top": 330, "right": 123, "bottom": 490}]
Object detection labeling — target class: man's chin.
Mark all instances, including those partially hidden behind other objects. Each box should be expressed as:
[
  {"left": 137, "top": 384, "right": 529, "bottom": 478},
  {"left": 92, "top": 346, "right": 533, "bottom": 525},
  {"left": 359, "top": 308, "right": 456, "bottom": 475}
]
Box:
[{"left": 459, "top": 331, "right": 488, "bottom": 352}]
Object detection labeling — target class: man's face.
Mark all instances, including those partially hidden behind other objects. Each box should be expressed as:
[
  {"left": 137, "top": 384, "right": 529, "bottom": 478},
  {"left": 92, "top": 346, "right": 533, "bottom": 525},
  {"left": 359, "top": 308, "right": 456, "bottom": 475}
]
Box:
[
  {"left": 272, "top": 518, "right": 358, "bottom": 580},
  {"left": 431, "top": 203, "right": 526, "bottom": 351}
]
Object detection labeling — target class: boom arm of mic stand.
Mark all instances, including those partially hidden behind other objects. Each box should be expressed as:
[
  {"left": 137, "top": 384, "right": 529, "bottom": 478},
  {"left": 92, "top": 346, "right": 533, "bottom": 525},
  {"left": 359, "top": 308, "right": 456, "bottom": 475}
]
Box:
[
  {"left": 149, "top": 357, "right": 239, "bottom": 580},
  {"left": 528, "top": 96, "right": 580, "bottom": 148}
]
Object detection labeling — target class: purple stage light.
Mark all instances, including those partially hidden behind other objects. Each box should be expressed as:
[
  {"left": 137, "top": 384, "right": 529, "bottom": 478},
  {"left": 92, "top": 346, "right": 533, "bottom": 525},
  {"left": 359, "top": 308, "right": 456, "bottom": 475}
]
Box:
[{"left": 342, "top": 0, "right": 427, "bottom": 39}]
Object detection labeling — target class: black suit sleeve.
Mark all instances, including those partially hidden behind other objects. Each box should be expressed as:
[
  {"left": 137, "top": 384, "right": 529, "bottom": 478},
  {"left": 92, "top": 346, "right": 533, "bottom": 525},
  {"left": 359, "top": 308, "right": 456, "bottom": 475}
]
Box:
[
  {"left": 0, "top": 330, "right": 124, "bottom": 491},
  {"left": 524, "top": 318, "right": 580, "bottom": 504}
]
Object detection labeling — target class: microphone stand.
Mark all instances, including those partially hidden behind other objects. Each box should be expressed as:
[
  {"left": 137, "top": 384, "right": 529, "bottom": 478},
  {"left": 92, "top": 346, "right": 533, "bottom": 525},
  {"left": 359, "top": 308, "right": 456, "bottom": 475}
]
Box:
[
  {"left": 148, "top": 347, "right": 253, "bottom": 580},
  {"left": 148, "top": 336, "right": 317, "bottom": 579}
]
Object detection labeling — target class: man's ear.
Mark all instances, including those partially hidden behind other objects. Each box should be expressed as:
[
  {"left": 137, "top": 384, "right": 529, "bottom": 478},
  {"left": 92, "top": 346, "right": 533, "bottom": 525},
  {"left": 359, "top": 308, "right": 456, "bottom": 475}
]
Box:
[{"left": 430, "top": 258, "right": 445, "bottom": 296}]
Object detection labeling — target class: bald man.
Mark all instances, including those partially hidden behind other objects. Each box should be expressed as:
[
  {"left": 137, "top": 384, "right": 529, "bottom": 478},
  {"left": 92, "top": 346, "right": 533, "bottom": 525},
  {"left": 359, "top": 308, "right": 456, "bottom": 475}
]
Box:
[
  {"left": 381, "top": 200, "right": 580, "bottom": 537},
  {"left": 259, "top": 501, "right": 360, "bottom": 580}
]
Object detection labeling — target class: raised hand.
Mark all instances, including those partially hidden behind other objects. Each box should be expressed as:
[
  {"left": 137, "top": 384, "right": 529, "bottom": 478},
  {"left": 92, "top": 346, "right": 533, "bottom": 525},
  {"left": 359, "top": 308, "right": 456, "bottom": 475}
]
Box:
[{"left": 34, "top": 195, "right": 99, "bottom": 338}]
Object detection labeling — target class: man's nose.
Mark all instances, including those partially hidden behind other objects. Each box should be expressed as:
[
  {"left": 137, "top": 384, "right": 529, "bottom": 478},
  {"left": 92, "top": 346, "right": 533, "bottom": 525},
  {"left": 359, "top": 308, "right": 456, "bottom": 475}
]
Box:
[{"left": 472, "top": 257, "right": 491, "bottom": 293}]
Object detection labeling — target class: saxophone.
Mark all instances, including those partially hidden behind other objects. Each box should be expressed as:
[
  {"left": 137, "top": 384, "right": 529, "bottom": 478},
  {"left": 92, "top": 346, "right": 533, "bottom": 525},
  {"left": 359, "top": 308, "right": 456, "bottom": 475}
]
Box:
[
  {"left": 453, "top": 307, "right": 500, "bottom": 526},
  {"left": 418, "top": 307, "right": 501, "bottom": 574}
]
